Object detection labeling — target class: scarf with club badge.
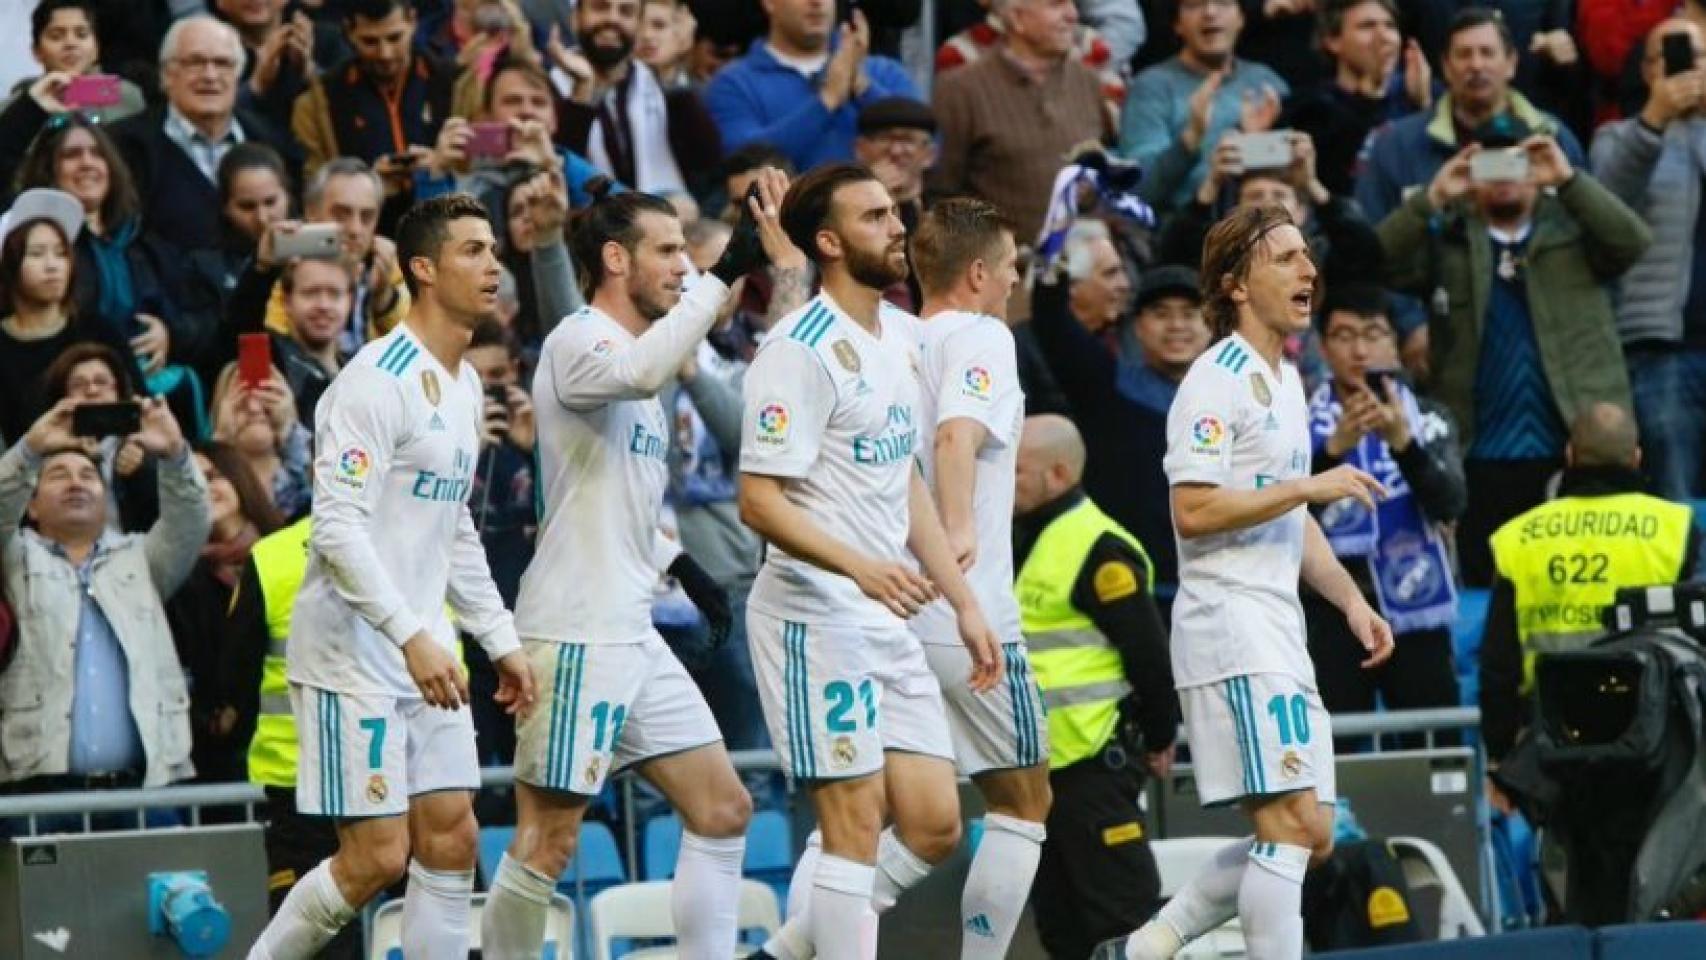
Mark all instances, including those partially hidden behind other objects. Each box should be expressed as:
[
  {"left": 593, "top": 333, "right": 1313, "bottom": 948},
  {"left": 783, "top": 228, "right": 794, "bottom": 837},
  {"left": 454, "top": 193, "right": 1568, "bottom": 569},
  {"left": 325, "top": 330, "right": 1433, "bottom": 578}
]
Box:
[{"left": 1308, "top": 380, "right": 1457, "bottom": 633}]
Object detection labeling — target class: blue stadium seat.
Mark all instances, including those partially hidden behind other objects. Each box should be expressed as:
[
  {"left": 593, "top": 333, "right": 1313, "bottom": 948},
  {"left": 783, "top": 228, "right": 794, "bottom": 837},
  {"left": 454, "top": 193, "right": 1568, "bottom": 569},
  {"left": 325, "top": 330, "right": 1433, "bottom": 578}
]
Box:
[
  {"left": 1596, "top": 922, "right": 1706, "bottom": 959},
  {"left": 642, "top": 813, "right": 684, "bottom": 880},
  {"left": 561, "top": 820, "right": 627, "bottom": 896},
  {"left": 745, "top": 809, "right": 795, "bottom": 904},
  {"left": 478, "top": 826, "right": 514, "bottom": 886},
  {"left": 1326, "top": 925, "right": 1593, "bottom": 959},
  {"left": 1454, "top": 587, "right": 1491, "bottom": 707}
]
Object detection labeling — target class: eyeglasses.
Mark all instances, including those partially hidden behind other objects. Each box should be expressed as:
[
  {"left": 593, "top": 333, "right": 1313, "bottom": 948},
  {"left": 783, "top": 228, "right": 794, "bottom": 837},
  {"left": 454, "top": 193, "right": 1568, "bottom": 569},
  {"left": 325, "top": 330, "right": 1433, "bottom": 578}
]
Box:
[
  {"left": 1325, "top": 327, "right": 1394, "bottom": 346},
  {"left": 170, "top": 55, "right": 240, "bottom": 75}
]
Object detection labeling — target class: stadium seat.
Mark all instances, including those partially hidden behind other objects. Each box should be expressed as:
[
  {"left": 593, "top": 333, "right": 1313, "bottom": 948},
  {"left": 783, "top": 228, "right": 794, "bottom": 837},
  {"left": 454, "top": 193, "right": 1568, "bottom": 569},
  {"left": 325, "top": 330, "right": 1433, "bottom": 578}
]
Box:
[
  {"left": 588, "top": 878, "right": 781, "bottom": 960},
  {"left": 744, "top": 809, "right": 794, "bottom": 900},
  {"left": 1325, "top": 925, "right": 1592, "bottom": 959},
  {"left": 1596, "top": 921, "right": 1706, "bottom": 959},
  {"left": 563, "top": 820, "right": 629, "bottom": 895},
  {"left": 1151, "top": 838, "right": 1249, "bottom": 959},
  {"left": 479, "top": 825, "right": 515, "bottom": 885},
  {"left": 1387, "top": 836, "right": 1486, "bottom": 939},
  {"left": 642, "top": 813, "right": 684, "bottom": 880},
  {"left": 1453, "top": 588, "right": 1491, "bottom": 708},
  {"left": 367, "top": 891, "right": 575, "bottom": 960}
]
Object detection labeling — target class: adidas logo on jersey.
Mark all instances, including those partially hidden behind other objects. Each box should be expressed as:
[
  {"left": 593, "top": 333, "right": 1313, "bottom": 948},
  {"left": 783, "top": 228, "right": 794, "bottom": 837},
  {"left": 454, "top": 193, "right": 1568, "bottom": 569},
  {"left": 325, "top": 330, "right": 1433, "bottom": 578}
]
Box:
[
  {"left": 1264, "top": 412, "right": 1279, "bottom": 432},
  {"left": 965, "top": 913, "right": 995, "bottom": 938},
  {"left": 429, "top": 412, "right": 446, "bottom": 431}
]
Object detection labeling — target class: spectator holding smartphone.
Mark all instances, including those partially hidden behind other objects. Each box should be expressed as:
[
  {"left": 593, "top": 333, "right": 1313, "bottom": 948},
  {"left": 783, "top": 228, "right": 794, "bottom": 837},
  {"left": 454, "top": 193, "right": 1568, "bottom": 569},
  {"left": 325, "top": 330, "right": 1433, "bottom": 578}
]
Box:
[
  {"left": 291, "top": 0, "right": 455, "bottom": 190},
  {"left": 0, "top": 396, "right": 208, "bottom": 795},
  {"left": 1305, "top": 285, "right": 1465, "bottom": 733},
  {"left": 1590, "top": 19, "right": 1706, "bottom": 502},
  {"left": 1377, "top": 122, "right": 1650, "bottom": 583},
  {"left": 1, "top": 0, "right": 144, "bottom": 124},
  {"left": 209, "top": 362, "right": 311, "bottom": 520},
  {"left": 41, "top": 342, "right": 160, "bottom": 534}
]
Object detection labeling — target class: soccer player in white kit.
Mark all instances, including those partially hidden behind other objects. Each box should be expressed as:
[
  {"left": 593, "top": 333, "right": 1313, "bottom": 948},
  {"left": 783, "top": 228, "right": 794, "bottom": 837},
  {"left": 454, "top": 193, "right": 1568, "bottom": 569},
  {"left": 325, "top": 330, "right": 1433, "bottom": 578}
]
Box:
[
  {"left": 910, "top": 198, "right": 1052, "bottom": 956},
  {"left": 248, "top": 195, "right": 538, "bottom": 960},
  {"left": 1096, "top": 205, "right": 1394, "bottom": 960},
  {"left": 478, "top": 172, "right": 796, "bottom": 960},
  {"left": 739, "top": 164, "right": 1004, "bottom": 960}
]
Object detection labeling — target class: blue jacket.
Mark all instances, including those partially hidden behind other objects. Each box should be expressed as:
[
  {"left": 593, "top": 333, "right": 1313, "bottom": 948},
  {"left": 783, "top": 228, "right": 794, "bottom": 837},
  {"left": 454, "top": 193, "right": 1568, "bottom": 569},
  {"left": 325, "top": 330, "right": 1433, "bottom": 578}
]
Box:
[
  {"left": 704, "top": 40, "right": 919, "bottom": 170},
  {"left": 1354, "top": 91, "right": 1584, "bottom": 224}
]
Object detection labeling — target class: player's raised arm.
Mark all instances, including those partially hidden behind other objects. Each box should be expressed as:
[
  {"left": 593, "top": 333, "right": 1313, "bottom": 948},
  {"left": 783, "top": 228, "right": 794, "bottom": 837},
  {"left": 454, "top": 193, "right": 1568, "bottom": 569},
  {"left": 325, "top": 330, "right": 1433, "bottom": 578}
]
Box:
[
  {"left": 547, "top": 170, "right": 793, "bottom": 409},
  {"left": 309, "top": 369, "right": 423, "bottom": 647}
]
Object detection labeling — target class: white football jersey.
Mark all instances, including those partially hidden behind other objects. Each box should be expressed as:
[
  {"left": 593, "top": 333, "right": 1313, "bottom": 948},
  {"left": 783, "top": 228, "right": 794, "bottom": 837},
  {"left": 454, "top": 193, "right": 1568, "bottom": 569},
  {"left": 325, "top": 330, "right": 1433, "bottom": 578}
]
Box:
[
  {"left": 909, "top": 310, "right": 1024, "bottom": 647},
  {"left": 741, "top": 294, "right": 922, "bottom": 628},
  {"left": 514, "top": 276, "right": 732, "bottom": 645},
  {"left": 1164, "top": 332, "right": 1316, "bottom": 689},
  {"left": 289, "top": 325, "right": 519, "bottom": 697}
]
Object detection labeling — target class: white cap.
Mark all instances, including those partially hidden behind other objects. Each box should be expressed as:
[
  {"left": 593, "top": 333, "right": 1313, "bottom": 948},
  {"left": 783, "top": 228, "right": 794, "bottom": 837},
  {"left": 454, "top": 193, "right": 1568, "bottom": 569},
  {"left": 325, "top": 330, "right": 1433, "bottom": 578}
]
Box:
[{"left": 0, "top": 188, "right": 85, "bottom": 248}]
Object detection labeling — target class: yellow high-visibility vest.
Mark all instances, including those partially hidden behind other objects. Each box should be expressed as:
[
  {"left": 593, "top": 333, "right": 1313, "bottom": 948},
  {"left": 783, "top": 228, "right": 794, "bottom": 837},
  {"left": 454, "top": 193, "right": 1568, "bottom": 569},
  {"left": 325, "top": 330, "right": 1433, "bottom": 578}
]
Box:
[
  {"left": 1489, "top": 492, "right": 1692, "bottom": 694},
  {"left": 247, "top": 518, "right": 312, "bottom": 788},
  {"left": 1016, "top": 498, "right": 1154, "bottom": 769}
]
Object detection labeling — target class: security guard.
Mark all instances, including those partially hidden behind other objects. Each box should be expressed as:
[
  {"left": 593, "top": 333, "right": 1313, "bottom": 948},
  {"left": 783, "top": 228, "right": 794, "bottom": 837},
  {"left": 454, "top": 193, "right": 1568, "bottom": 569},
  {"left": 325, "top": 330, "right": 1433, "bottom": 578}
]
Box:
[
  {"left": 1483, "top": 403, "right": 1699, "bottom": 794},
  {"left": 1012, "top": 415, "right": 1179, "bottom": 960},
  {"left": 222, "top": 515, "right": 363, "bottom": 960}
]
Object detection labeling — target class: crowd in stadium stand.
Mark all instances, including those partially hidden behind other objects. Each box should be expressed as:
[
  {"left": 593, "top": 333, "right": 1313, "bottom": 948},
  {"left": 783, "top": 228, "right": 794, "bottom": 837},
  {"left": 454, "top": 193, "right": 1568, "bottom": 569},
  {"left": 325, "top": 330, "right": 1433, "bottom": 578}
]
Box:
[{"left": 0, "top": 0, "right": 1702, "bottom": 949}]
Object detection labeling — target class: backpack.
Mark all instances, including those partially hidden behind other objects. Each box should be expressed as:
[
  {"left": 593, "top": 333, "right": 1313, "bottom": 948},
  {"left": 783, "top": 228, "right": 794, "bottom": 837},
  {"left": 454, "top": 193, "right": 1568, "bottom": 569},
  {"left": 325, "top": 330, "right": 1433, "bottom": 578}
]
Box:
[{"left": 1303, "top": 839, "right": 1425, "bottom": 950}]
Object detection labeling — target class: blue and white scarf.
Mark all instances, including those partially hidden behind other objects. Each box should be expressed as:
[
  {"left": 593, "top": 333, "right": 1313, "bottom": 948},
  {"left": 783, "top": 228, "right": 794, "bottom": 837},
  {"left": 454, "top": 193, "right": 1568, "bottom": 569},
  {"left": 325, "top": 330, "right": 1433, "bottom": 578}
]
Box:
[{"left": 1308, "top": 381, "right": 1457, "bottom": 633}]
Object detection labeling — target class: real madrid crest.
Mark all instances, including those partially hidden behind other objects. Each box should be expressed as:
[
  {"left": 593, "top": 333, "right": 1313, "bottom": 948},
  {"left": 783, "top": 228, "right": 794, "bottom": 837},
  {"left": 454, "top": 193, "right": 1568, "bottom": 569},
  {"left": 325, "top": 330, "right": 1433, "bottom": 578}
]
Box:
[
  {"left": 366, "top": 773, "right": 389, "bottom": 804},
  {"left": 832, "top": 339, "right": 862, "bottom": 373},
  {"left": 830, "top": 735, "right": 858, "bottom": 770},
  {"left": 1250, "top": 372, "right": 1272, "bottom": 407},
  {"left": 421, "top": 370, "right": 441, "bottom": 406},
  {"left": 585, "top": 754, "right": 603, "bottom": 785}
]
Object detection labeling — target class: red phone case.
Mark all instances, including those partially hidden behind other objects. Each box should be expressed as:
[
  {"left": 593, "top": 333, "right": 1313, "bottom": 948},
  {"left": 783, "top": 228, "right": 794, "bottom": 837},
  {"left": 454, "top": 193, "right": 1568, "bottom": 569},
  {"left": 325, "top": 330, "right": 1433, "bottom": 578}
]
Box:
[
  {"left": 238, "top": 334, "right": 271, "bottom": 387},
  {"left": 468, "top": 123, "right": 512, "bottom": 159}
]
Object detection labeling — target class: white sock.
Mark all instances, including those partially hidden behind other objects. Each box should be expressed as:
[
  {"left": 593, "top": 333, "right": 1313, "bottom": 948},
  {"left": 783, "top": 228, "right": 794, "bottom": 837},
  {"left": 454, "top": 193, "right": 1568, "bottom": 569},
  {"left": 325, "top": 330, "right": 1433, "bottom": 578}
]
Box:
[
  {"left": 245, "top": 860, "right": 356, "bottom": 959},
  {"left": 480, "top": 853, "right": 556, "bottom": 960},
  {"left": 401, "top": 860, "right": 474, "bottom": 960},
  {"left": 673, "top": 831, "right": 746, "bottom": 959},
  {"left": 959, "top": 813, "right": 1044, "bottom": 959},
  {"left": 762, "top": 831, "right": 821, "bottom": 960},
  {"left": 1125, "top": 834, "right": 1254, "bottom": 959},
  {"left": 809, "top": 854, "right": 875, "bottom": 960},
  {"left": 1237, "top": 842, "right": 1309, "bottom": 960},
  {"left": 871, "top": 827, "right": 934, "bottom": 912}
]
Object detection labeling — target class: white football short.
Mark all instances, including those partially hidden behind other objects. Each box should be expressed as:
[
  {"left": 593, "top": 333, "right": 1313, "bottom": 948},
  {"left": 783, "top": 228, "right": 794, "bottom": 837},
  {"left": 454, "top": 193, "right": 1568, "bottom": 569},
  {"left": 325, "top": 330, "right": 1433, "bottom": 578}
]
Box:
[
  {"left": 749, "top": 610, "right": 955, "bottom": 782},
  {"left": 292, "top": 683, "right": 479, "bottom": 818},
  {"left": 514, "top": 635, "right": 722, "bottom": 796},
  {"left": 1179, "top": 672, "right": 1337, "bottom": 807},
  {"left": 923, "top": 642, "right": 1049, "bottom": 776}
]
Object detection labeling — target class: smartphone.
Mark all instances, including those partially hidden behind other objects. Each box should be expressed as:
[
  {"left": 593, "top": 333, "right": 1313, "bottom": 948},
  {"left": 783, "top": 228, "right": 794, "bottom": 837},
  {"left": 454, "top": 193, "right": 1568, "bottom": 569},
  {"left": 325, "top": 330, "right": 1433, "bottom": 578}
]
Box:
[
  {"left": 387, "top": 151, "right": 421, "bottom": 168},
  {"left": 238, "top": 333, "right": 272, "bottom": 389},
  {"left": 1665, "top": 33, "right": 1696, "bottom": 77},
  {"left": 72, "top": 401, "right": 141, "bottom": 438},
  {"left": 1364, "top": 368, "right": 1400, "bottom": 397},
  {"left": 1231, "top": 130, "right": 1293, "bottom": 170},
  {"left": 1470, "top": 147, "right": 1530, "bottom": 183},
  {"left": 62, "top": 73, "right": 121, "bottom": 110},
  {"left": 473, "top": 1, "right": 512, "bottom": 34},
  {"left": 466, "top": 121, "right": 514, "bottom": 161},
  {"left": 271, "top": 223, "right": 341, "bottom": 260}
]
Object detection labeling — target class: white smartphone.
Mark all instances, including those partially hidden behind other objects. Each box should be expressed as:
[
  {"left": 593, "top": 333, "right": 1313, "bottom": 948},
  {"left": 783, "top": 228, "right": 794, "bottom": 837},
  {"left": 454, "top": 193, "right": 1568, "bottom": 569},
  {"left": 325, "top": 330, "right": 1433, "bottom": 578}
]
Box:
[
  {"left": 1231, "top": 130, "right": 1294, "bottom": 170},
  {"left": 271, "top": 223, "right": 341, "bottom": 260},
  {"left": 1470, "top": 148, "right": 1530, "bottom": 184}
]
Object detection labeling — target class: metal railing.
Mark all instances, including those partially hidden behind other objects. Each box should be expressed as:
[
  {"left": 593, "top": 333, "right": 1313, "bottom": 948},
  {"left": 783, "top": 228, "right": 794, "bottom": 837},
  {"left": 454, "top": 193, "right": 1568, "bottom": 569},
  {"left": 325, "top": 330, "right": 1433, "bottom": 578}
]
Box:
[{"left": 0, "top": 712, "right": 1495, "bottom": 922}]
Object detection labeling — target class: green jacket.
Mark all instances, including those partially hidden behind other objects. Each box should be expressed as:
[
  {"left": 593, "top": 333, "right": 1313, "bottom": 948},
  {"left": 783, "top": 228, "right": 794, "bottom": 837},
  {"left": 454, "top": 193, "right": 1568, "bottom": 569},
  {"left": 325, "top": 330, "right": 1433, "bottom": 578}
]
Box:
[{"left": 1376, "top": 173, "right": 1650, "bottom": 450}]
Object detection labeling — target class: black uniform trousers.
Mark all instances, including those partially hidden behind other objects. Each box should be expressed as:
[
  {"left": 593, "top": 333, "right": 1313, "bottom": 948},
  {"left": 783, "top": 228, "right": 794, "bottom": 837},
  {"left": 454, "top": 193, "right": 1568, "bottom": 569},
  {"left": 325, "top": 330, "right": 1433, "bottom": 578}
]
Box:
[
  {"left": 1029, "top": 745, "right": 1163, "bottom": 960},
  {"left": 262, "top": 787, "right": 363, "bottom": 959}
]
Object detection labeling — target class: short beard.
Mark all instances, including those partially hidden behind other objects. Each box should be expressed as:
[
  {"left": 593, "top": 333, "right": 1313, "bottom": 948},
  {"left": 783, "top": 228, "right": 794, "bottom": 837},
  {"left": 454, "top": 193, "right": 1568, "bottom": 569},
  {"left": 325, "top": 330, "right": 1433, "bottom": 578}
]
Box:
[
  {"left": 1485, "top": 199, "right": 1528, "bottom": 223},
  {"left": 844, "top": 242, "right": 907, "bottom": 290},
  {"left": 583, "top": 31, "right": 635, "bottom": 70},
  {"left": 634, "top": 287, "right": 675, "bottom": 321}
]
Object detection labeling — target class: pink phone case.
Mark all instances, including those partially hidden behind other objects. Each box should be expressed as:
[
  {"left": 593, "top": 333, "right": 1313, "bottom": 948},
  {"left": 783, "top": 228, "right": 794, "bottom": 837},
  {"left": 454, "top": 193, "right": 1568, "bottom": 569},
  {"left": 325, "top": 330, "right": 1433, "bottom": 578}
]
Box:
[
  {"left": 63, "top": 75, "right": 121, "bottom": 110},
  {"left": 467, "top": 122, "right": 512, "bottom": 159}
]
